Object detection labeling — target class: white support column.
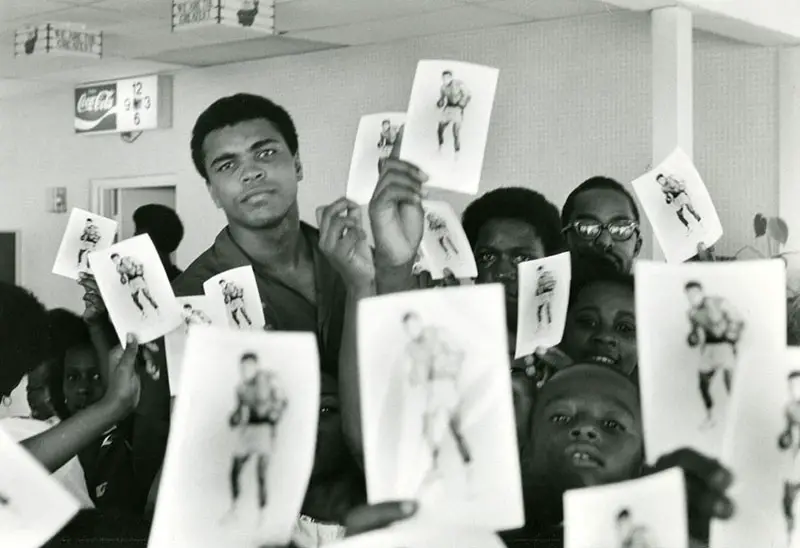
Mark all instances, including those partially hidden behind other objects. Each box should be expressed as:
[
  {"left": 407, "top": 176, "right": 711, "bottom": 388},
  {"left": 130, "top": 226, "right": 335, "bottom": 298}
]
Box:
[
  {"left": 651, "top": 7, "right": 694, "bottom": 260},
  {"left": 779, "top": 47, "right": 800, "bottom": 252}
]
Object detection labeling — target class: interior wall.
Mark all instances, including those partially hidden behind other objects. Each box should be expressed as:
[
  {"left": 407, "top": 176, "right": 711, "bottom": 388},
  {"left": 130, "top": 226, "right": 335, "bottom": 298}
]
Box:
[{"left": 0, "top": 11, "right": 779, "bottom": 314}]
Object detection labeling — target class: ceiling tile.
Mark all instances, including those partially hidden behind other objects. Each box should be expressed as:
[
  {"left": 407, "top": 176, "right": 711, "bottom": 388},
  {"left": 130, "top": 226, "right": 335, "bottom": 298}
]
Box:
[
  {"left": 145, "top": 35, "right": 341, "bottom": 67},
  {"left": 91, "top": 0, "right": 171, "bottom": 20},
  {"left": 275, "top": 0, "right": 464, "bottom": 32},
  {"left": 474, "top": 0, "right": 615, "bottom": 19},
  {"left": 288, "top": 4, "right": 525, "bottom": 45}
]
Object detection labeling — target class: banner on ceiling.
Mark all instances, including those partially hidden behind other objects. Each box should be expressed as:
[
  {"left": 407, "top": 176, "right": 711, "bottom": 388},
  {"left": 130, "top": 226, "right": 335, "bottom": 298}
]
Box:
[
  {"left": 172, "top": 0, "right": 275, "bottom": 33},
  {"left": 14, "top": 24, "right": 102, "bottom": 58}
]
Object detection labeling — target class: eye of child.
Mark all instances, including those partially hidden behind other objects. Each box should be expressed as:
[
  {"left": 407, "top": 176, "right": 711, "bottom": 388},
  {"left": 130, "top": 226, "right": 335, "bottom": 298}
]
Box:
[
  {"left": 477, "top": 251, "right": 496, "bottom": 266},
  {"left": 616, "top": 321, "right": 636, "bottom": 336},
  {"left": 574, "top": 313, "right": 598, "bottom": 328},
  {"left": 602, "top": 419, "right": 625, "bottom": 432}
]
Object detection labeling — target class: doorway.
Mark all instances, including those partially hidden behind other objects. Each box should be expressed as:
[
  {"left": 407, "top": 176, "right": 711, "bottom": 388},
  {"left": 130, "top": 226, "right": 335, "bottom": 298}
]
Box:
[{"left": 90, "top": 174, "right": 178, "bottom": 260}]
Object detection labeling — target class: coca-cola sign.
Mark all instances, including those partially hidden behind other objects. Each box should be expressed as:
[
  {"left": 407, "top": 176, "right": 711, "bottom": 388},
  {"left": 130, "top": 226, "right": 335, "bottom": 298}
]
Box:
[{"left": 74, "top": 83, "right": 117, "bottom": 134}]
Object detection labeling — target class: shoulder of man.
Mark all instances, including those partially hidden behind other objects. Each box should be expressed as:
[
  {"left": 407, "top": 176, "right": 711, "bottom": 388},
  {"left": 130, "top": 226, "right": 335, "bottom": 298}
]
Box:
[{"left": 171, "top": 246, "right": 220, "bottom": 297}]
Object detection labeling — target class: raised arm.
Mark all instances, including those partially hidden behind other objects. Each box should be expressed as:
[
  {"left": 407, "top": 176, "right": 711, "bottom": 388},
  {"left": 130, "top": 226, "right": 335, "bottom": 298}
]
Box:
[{"left": 21, "top": 337, "right": 141, "bottom": 472}]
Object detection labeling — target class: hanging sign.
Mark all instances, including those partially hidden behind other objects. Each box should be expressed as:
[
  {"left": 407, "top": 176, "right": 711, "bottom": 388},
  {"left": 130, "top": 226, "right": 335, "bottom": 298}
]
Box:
[
  {"left": 14, "top": 23, "right": 102, "bottom": 58},
  {"left": 171, "top": 0, "right": 275, "bottom": 33}
]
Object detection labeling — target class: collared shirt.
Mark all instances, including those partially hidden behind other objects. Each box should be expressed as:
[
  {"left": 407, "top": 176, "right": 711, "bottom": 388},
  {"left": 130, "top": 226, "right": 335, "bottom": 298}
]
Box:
[{"left": 171, "top": 222, "right": 346, "bottom": 376}]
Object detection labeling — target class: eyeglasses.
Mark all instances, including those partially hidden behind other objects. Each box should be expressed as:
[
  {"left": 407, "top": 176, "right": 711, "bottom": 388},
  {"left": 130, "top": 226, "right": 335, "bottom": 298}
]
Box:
[{"left": 563, "top": 219, "right": 639, "bottom": 242}]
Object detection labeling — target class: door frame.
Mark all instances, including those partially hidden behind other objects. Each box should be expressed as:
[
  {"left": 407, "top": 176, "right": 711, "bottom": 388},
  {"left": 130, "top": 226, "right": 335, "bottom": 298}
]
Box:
[
  {"left": 0, "top": 230, "right": 22, "bottom": 284},
  {"left": 89, "top": 173, "right": 178, "bottom": 218}
]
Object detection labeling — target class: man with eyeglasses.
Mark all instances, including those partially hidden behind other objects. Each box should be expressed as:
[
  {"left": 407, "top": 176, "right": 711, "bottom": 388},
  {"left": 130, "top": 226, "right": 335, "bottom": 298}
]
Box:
[{"left": 561, "top": 176, "right": 642, "bottom": 275}]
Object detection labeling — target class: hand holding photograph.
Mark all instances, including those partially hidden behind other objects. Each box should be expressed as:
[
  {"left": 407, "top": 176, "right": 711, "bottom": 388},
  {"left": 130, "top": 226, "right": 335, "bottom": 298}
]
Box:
[
  {"left": 711, "top": 349, "right": 800, "bottom": 548},
  {"left": 631, "top": 148, "right": 723, "bottom": 263},
  {"left": 515, "top": 251, "right": 572, "bottom": 358},
  {"left": 400, "top": 60, "right": 499, "bottom": 195},
  {"left": 346, "top": 112, "right": 406, "bottom": 205},
  {"left": 88, "top": 234, "right": 183, "bottom": 345},
  {"left": 52, "top": 208, "right": 118, "bottom": 280},
  {"left": 149, "top": 327, "right": 320, "bottom": 548},
  {"left": 635, "top": 259, "right": 787, "bottom": 463},
  {"left": 0, "top": 425, "right": 81, "bottom": 548},
  {"left": 563, "top": 467, "right": 688, "bottom": 548},
  {"left": 357, "top": 284, "right": 523, "bottom": 532},
  {"left": 203, "top": 265, "right": 266, "bottom": 330}
]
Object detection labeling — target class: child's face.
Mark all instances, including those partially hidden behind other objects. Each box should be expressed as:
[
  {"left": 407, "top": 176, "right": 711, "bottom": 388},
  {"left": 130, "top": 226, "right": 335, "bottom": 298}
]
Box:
[
  {"left": 63, "top": 344, "right": 104, "bottom": 415},
  {"left": 312, "top": 373, "right": 347, "bottom": 479},
  {"left": 566, "top": 188, "right": 640, "bottom": 274},
  {"left": 561, "top": 280, "right": 637, "bottom": 375},
  {"left": 523, "top": 364, "right": 642, "bottom": 492}
]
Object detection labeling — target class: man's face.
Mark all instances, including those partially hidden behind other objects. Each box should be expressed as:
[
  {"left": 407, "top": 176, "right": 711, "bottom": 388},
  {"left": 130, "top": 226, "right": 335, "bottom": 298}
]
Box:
[
  {"left": 656, "top": 175, "right": 667, "bottom": 187},
  {"left": 203, "top": 119, "right": 302, "bottom": 231},
  {"left": 566, "top": 188, "right": 640, "bottom": 274},
  {"left": 382, "top": 121, "right": 390, "bottom": 130},
  {"left": 63, "top": 345, "right": 104, "bottom": 415},
  {"left": 561, "top": 281, "right": 637, "bottom": 375},
  {"left": 404, "top": 315, "right": 423, "bottom": 340},
  {"left": 312, "top": 373, "right": 347, "bottom": 479},
  {"left": 473, "top": 218, "right": 546, "bottom": 332},
  {"left": 26, "top": 362, "right": 54, "bottom": 421},
  {"left": 685, "top": 286, "right": 704, "bottom": 307},
  {"left": 241, "top": 357, "right": 259, "bottom": 380},
  {"left": 111, "top": 255, "right": 120, "bottom": 265},
  {"left": 443, "top": 73, "right": 453, "bottom": 85},
  {"left": 523, "top": 365, "right": 643, "bottom": 493}
]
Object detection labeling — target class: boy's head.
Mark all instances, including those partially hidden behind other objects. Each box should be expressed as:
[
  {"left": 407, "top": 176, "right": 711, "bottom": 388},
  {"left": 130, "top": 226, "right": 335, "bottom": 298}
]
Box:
[
  {"left": 381, "top": 119, "right": 390, "bottom": 129},
  {"left": 0, "top": 283, "right": 52, "bottom": 398},
  {"left": 190, "top": 94, "right": 302, "bottom": 232},
  {"left": 523, "top": 363, "right": 642, "bottom": 495},
  {"left": 46, "top": 309, "right": 104, "bottom": 418},
  {"left": 656, "top": 174, "right": 667, "bottom": 186},
  {"left": 561, "top": 177, "right": 642, "bottom": 275},
  {"left": 26, "top": 361, "right": 55, "bottom": 421},
  {"left": 560, "top": 260, "right": 637, "bottom": 375},
  {"left": 133, "top": 204, "right": 184, "bottom": 256},
  {"left": 462, "top": 187, "right": 564, "bottom": 331},
  {"left": 442, "top": 70, "right": 453, "bottom": 84}
]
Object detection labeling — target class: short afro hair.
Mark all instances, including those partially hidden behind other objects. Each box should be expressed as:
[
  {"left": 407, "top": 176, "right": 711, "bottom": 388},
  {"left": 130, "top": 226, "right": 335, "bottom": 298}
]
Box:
[
  {"left": 561, "top": 176, "right": 640, "bottom": 225},
  {"left": 568, "top": 255, "right": 634, "bottom": 309},
  {"left": 133, "top": 204, "right": 184, "bottom": 255},
  {"left": 461, "top": 187, "right": 564, "bottom": 256},
  {"left": 0, "top": 283, "right": 52, "bottom": 397},
  {"left": 190, "top": 93, "right": 299, "bottom": 182},
  {"left": 45, "top": 309, "right": 94, "bottom": 420}
]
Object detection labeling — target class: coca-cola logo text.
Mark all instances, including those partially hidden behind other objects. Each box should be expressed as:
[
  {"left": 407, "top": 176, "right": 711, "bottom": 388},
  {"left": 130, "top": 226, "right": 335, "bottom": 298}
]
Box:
[{"left": 77, "top": 90, "right": 115, "bottom": 114}]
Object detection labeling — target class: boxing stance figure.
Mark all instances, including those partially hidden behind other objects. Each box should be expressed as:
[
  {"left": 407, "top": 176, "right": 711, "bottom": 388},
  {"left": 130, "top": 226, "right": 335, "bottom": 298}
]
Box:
[
  {"left": 78, "top": 218, "right": 101, "bottom": 268},
  {"left": 657, "top": 174, "right": 701, "bottom": 232},
  {"left": 111, "top": 253, "right": 159, "bottom": 317},
  {"left": 402, "top": 312, "right": 471, "bottom": 489},
  {"left": 685, "top": 281, "right": 744, "bottom": 428},
  {"left": 437, "top": 71, "right": 471, "bottom": 155},
  {"left": 220, "top": 279, "right": 252, "bottom": 328},
  {"left": 228, "top": 353, "right": 287, "bottom": 515}
]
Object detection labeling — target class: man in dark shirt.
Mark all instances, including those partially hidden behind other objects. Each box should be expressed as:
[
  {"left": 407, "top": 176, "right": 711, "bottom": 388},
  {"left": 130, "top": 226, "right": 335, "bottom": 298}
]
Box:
[{"left": 140, "top": 93, "right": 347, "bottom": 501}]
